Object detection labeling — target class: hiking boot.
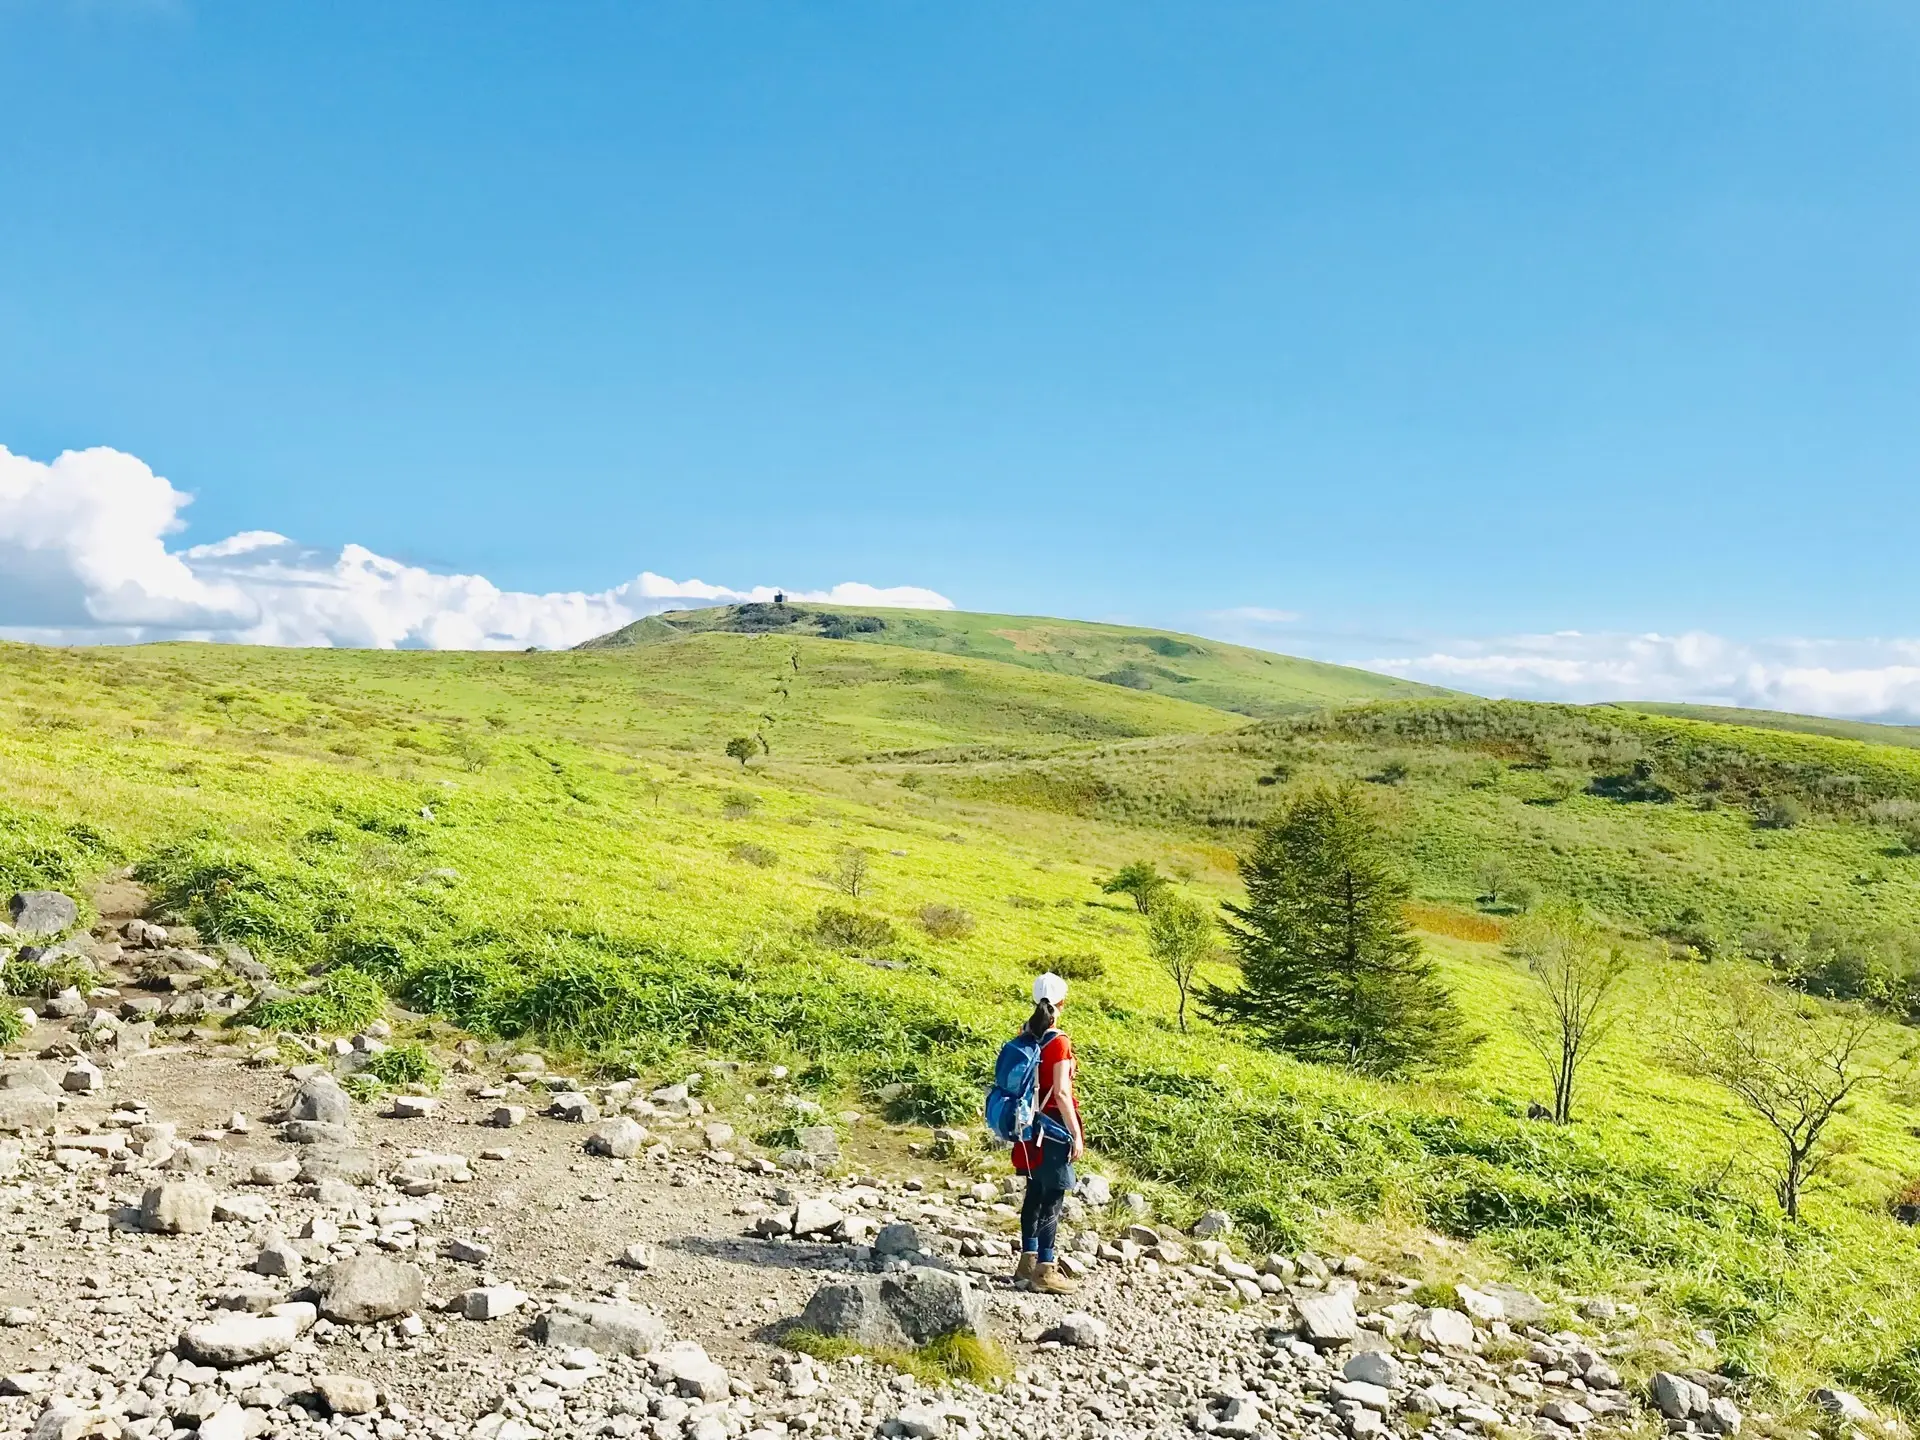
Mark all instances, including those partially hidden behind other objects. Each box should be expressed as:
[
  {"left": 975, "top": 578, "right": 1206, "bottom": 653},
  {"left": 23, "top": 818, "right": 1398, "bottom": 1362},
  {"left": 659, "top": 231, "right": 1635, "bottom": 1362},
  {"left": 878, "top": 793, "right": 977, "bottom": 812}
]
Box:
[
  {"left": 1013, "top": 1252, "right": 1038, "bottom": 1284},
  {"left": 1031, "top": 1261, "right": 1079, "bottom": 1295}
]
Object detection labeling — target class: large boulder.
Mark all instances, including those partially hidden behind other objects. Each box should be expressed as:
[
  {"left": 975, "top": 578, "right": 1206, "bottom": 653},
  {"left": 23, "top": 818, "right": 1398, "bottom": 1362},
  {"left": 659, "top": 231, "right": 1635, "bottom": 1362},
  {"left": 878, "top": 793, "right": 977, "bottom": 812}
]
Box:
[
  {"left": 798, "top": 1266, "right": 985, "bottom": 1350},
  {"left": 315, "top": 1257, "right": 424, "bottom": 1323},
  {"left": 9, "top": 892, "right": 77, "bottom": 938},
  {"left": 534, "top": 1301, "right": 667, "bottom": 1357},
  {"left": 585, "top": 1118, "right": 648, "bottom": 1158}
]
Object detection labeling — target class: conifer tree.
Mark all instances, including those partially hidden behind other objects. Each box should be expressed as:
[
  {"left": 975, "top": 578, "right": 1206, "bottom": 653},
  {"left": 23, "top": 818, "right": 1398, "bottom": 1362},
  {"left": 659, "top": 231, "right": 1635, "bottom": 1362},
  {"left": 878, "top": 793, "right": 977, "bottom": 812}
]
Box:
[{"left": 1206, "top": 783, "right": 1478, "bottom": 1076}]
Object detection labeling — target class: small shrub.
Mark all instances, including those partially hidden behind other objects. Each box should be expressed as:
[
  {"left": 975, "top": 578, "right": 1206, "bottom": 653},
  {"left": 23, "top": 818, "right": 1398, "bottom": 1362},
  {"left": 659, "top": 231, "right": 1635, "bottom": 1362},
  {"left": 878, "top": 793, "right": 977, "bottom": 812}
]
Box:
[
  {"left": 831, "top": 846, "right": 871, "bottom": 898},
  {"left": 246, "top": 967, "right": 386, "bottom": 1034},
  {"left": 1754, "top": 796, "right": 1805, "bottom": 830},
  {"left": 731, "top": 842, "right": 780, "bottom": 868},
  {"left": 814, "top": 906, "right": 898, "bottom": 953},
  {"left": 1006, "top": 894, "right": 1046, "bottom": 911},
  {"left": 1034, "top": 952, "right": 1106, "bottom": 981},
  {"left": 2, "top": 954, "right": 97, "bottom": 998},
  {"left": 363, "top": 1041, "right": 442, "bottom": 1090},
  {"left": 916, "top": 904, "right": 976, "bottom": 940},
  {"left": 0, "top": 1005, "right": 23, "bottom": 1047},
  {"left": 721, "top": 789, "right": 761, "bottom": 820}
]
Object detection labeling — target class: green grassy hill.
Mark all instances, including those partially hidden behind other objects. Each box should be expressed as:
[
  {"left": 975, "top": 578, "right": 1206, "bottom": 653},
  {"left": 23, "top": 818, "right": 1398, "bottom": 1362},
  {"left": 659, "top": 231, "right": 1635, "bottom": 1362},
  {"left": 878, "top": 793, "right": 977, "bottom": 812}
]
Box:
[
  {"left": 7, "top": 637, "right": 1920, "bottom": 1412},
  {"left": 1617, "top": 700, "right": 1920, "bottom": 750},
  {"left": 578, "top": 602, "right": 1449, "bottom": 718}
]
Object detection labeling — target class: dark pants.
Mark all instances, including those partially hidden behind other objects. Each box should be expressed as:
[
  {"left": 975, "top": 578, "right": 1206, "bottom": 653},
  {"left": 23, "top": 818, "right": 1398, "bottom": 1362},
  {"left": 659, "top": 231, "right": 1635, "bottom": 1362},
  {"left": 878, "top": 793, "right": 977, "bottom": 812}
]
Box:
[{"left": 1019, "top": 1137, "right": 1075, "bottom": 1263}]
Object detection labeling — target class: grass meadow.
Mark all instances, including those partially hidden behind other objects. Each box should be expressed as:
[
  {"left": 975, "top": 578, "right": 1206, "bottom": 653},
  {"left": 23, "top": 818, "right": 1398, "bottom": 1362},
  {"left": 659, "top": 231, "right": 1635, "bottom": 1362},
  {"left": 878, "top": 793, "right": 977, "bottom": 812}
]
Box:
[{"left": 7, "top": 639, "right": 1920, "bottom": 1410}]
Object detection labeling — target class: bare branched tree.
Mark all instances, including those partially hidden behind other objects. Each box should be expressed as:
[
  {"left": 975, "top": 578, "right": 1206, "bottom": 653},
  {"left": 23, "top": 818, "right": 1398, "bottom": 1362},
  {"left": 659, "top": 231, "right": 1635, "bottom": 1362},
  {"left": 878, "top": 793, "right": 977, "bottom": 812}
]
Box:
[
  {"left": 1506, "top": 903, "right": 1630, "bottom": 1124},
  {"left": 1671, "top": 977, "right": 1903, "bottom": 1218}
]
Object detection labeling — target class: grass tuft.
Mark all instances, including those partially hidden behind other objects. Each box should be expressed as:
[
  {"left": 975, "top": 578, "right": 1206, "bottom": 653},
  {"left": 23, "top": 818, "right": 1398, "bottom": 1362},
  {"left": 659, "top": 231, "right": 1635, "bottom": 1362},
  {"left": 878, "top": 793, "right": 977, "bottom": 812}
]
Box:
[{"left": 782, "top": 1328, "right": 1010, "bottom": 1386}]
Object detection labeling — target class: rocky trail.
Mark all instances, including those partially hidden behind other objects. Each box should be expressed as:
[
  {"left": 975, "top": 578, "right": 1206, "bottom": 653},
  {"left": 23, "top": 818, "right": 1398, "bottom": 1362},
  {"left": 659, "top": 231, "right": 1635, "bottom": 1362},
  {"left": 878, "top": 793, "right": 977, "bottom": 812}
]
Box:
[{"left": 0, "top": 882, "right": 1888, "bottom": 1440}]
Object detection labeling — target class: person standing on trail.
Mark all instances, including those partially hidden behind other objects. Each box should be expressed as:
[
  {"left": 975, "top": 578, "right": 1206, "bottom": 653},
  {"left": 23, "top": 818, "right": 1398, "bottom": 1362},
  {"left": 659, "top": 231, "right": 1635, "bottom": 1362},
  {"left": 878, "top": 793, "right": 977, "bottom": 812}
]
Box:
[{"left": 1012, "top": 971, "right": 1085, "bottom": 1294}]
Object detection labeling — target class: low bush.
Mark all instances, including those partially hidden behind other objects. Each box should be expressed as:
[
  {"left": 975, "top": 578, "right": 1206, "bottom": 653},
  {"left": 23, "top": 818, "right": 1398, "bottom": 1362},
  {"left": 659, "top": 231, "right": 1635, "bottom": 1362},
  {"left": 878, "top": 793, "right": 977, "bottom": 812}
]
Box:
[
  {"left": 1, "top": 953, "right": 97, "bottom": 998},
  {"left": 916, "top": 904, "right": 976, "bottom": 940},
  {"left": 731, "top": 842, "right": 779, "bottom": 868},
  {"left": 1033, "top": 951, "right": 1105, "bottom": 981},
  {"left": 781, "top": 1328, "right": 1009, "bottom": 1385},
  {"left": 814, "top": 906, "right": 898, "bottom": 953},
  {"left": 0, "top": 1005, "right": 23, "bottom": 1047},
  {"left": 363, "top": 1040, "right": 442, "bottom": 1089},
  {"left": 246, "top": 967, "right": 386, "bottom": 1034},
  {"left": 721, "top": 789, "right": 761, "bottom": 820}
]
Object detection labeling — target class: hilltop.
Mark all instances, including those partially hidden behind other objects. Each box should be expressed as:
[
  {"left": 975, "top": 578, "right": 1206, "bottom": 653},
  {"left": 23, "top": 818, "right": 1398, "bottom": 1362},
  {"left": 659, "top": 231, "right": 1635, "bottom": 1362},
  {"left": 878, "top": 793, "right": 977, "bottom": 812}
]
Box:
[
  {"left": 6, "top": 635, "right": 1920, "bottom": 1421},
  {"left": 576, "top": 602, "right": 1448, "bottom": 719}
]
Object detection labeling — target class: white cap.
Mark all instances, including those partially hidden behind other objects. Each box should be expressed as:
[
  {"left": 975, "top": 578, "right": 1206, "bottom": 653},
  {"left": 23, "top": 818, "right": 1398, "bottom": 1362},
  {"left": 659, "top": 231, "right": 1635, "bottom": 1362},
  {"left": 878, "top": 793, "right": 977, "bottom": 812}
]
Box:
[{"left": 1033, "top": 972, "right": 1068, "bottom": 1005}]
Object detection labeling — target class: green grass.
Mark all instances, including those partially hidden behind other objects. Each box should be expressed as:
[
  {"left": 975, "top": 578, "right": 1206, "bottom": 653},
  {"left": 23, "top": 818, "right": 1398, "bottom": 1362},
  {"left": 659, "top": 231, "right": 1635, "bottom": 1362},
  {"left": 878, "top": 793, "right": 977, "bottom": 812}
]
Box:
[
  {"left": 781, "top": 1327, "right": 1012, "bottom": 1386},
  {"left": 362, "top": 1040, "right": 442, "bottom": 1090},
  {"left": 6, "top": 640, "right": 1920, "bottom": 1410},
  {"left": 579, "top": 603, "right": 1450, "bottom": 719}
]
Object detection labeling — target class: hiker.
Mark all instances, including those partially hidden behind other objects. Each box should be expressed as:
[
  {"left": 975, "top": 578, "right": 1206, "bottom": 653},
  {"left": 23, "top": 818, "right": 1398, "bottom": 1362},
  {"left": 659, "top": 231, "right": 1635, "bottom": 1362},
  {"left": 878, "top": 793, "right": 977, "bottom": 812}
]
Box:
[{"left": 1011, "top": 971, "right": 1084, "bottom": 1293}]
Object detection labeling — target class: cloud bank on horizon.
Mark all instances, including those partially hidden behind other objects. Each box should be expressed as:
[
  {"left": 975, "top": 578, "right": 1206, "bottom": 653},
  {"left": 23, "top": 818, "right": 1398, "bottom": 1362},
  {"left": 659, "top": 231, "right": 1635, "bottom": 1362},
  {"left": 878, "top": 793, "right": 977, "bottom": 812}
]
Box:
[
  {"left": 0, "top": 444, "right": 953, "bottom": 649},
  {"left": 1366, "top": 632, "right": 1920, "bottom": 724}
]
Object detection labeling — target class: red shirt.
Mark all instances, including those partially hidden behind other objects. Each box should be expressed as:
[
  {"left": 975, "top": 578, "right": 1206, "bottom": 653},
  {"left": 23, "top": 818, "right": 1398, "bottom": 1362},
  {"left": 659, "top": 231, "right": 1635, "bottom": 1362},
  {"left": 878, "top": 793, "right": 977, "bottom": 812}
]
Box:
[{"left": 1012, "top": 1030, "right": 1076, "bottom": 1173}]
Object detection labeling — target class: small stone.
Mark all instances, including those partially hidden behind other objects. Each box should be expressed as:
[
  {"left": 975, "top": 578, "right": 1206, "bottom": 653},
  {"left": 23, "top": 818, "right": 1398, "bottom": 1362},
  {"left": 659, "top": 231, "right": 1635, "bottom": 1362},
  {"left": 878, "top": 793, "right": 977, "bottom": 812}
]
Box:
[
  {"left": 1414, "top": 1307, "right": 1477, "bottom": 1351},
  {"left": 60, "top": 1061, "right": 102, "bottom": 1094},
  {"left": 873, "top": 1221, "right": 920, "bottom": 1257},
  {"left": 1042, "top": 1312, "right": 1107, "bottom": 1348},
  {"left": 1191, "top": 1208, "right": 1234, "bottom": 1238},
  {"left": 653, "top": 1341, "right": 730, "bottom": 1400},
  {"left": 387, "top": 1095, "right": 437, "bottom": 1119},
  {"left": 315, "top": 1374, "right": 381, "bottom": 1416},
  {"left": 140, "top": 1180, "right": 215, "bottom": 1234},
  {"left": 618, "top": 1242, "right": 657, "bottom": 1270},
  {"left": 255, "top": 1241, "right": 304, "bottom": 1278},
  {"left": 491, "top": 1105, "right": 528, "bottom": 1127},
  {"left": 457, "top": 1285, "right": 529, "bottom": 1320},
  {"left": 535, "top": 1301, "right": 668, "bottom": 1356},
  {"left": 315, "top": 1257, "right": 425, "bottom": 1323},
  {"left": 1297, "top": 1291, "right": 1358, "bottom": 1348},
  {"left": 1651, "top": 1372, "right": 1709, "bottom": 1421},
  {"left": 1343, "top": 1352, "right": 1403, "bottom": 1388},
  {"left": 586, "top": 1117, "right": 648, "bottom": 1158},
  {"left": 791, "top": 1198, "right": 844, "bottom": 1236},
  {"left": 180, "top": 1313, "right": 301, "bottom": 1366},
  {"left": 247, "top": 1157, "right": 301, "bottom": 1186},
  {"left": 1543, "top": 1400, "right": 1593, "bottom": 1426}
]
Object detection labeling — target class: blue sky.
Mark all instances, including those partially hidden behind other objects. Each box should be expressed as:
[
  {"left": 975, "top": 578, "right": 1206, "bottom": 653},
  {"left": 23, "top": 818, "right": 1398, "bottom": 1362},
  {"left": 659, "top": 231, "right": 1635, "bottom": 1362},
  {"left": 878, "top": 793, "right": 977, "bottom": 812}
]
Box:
[{"left": 4, "top": 3, "right": 1919, "bottom": 713}]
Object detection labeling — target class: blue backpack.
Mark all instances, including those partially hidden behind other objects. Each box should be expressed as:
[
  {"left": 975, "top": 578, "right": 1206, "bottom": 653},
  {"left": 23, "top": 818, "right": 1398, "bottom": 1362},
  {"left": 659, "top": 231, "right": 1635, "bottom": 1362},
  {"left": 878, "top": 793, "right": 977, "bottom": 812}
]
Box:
[{"left": 984, "top": 1029, "right": 1066, "bottom": 1144}]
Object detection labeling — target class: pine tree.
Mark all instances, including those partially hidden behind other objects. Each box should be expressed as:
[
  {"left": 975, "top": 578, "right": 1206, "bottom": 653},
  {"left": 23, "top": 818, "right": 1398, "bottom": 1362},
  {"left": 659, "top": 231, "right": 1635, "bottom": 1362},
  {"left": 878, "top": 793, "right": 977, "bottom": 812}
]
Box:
[{"left": 1205, "top": 783, "right": 1478, "bottom": 1076}]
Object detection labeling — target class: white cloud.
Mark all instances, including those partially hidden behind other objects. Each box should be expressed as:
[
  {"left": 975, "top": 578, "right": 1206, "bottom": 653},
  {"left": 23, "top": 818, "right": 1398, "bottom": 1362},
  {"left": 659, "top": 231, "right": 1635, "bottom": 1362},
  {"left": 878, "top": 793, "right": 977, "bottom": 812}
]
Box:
[
  {"left": 0, "top": 444, "right": 952, "bottom": 649},
  {"left": 1370, "top": 630, "right": 1920, "bottom": 723}
]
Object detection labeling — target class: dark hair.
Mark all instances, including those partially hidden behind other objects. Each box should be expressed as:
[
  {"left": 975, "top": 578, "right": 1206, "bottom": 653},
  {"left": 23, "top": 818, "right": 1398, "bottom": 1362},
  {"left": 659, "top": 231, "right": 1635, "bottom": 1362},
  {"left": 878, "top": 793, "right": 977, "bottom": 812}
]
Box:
[{"left": 1022, "top": 998, "right": 1057, "bottom": 1041}]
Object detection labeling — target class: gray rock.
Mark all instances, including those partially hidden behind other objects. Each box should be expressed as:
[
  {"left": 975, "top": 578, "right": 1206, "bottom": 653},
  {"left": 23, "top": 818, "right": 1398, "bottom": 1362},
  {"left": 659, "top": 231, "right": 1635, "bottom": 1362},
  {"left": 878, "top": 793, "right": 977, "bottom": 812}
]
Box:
[
  {"left": 799, "top": 1266, "right": 984, "bottom": 1349},
  {"left": 0, "top": 1090, "right": 56, "bottom": 1133},
  {"left": 456, "top": 1285, "right": 528, "bottom": 1320},
  {"left": 873, "top": 1221, "right": 921, "bottom": 1257},
  {"left": 179, "top": 1313, "right": 301, "bottom": 1366},
  {"left": 255, "top": 1242, "right": 304, "bottom": 1278},
  {"left": 1413, "top": 1307, "right": 1476, "bottom": 1351},
  {"left": 247, "top": 1158, "right": 301, "bottom": 1186},
  {"left": 586, "top": 1117, "right": 648, "bottom": 1158},
  {"left": 314, "top": 1375, "right": 380, "bottom": 1416},
  {"left": 1343, "top": 1352, "right": 1403, "bottom": 1389},
  {"left": 298, "top": 1147, "right": 379, "bottom": 1183},
  {"left": 1191, "top": 1208, "right": 1234, "bottom": 1238},
  {"left": 1813, "top": 1389, "right": 1873, "bottom": 1424},
  {"left": 315, "top": 1257, "right": 424, "bottom": 1323},
  {"left": 196, "top": 1402, "right": 248, "bottom": 1440},
  {"left": 285, "top": 1074, "right": 352, "bottom": 1127},
  {"left": 1543, "top": 1400, "right": 1593, "bottom": 1426},
  {"left": 1651, "top": 1372, "right": 1709, "bottom": 1421},
  {"left": 8, "top": 893, "right": 77, "bottom": 938},
  {"left": 1296, "top": 1291, "right": 1358, "bottom": 1348},
  {"left": 140, "top": 1181, "right": 215, "bottom": 1234},
  {"left": 535, "top": 1301, "right": 667, "bottom": 1357},
  {"left": 549, "top": 1092, "right": 599, "bottom": 1122},
  {"left": 1041, "top": 1312, "right": 1107, "bottom": 1348},
  {"left": 654, "top": 1342, "right": 729, "bottom": 1400},
  {"left": 282, "top": 1120, "right": 357, "bottom": 1147},
  {"left": 791, "top": 1198, "right": 844, "bottom": 1236},
  {"left": 796, "top": 1125, "right": 841, "bottom": 1166},
  {"left": 1075, "top": 1172, "right": 1112, "bottom": 1206},
  {"left": 1704, "top": 1397, "right": 1743, "bottom": 1435}
]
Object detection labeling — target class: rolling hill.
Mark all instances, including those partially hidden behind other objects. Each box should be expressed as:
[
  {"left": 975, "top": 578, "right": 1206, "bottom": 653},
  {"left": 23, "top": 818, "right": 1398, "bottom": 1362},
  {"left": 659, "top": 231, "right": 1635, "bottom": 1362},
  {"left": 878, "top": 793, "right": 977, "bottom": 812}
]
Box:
[
  {"left": 576, "top": 601, "right": 1449, "bottom": 719},
  {"left": 8, "top": 633, "right": 1920, "bottom": 1409}
]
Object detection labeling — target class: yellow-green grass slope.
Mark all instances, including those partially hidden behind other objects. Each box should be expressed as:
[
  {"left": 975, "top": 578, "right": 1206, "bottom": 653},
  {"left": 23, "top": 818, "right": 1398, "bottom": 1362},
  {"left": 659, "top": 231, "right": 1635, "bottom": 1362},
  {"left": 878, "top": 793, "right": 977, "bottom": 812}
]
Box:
[
  {"left": 4, "top": 641, "right": 1920, "bottom": 1410},
  {"left": 579, "top": 604, "right": 1449, "bottom": 719}
]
